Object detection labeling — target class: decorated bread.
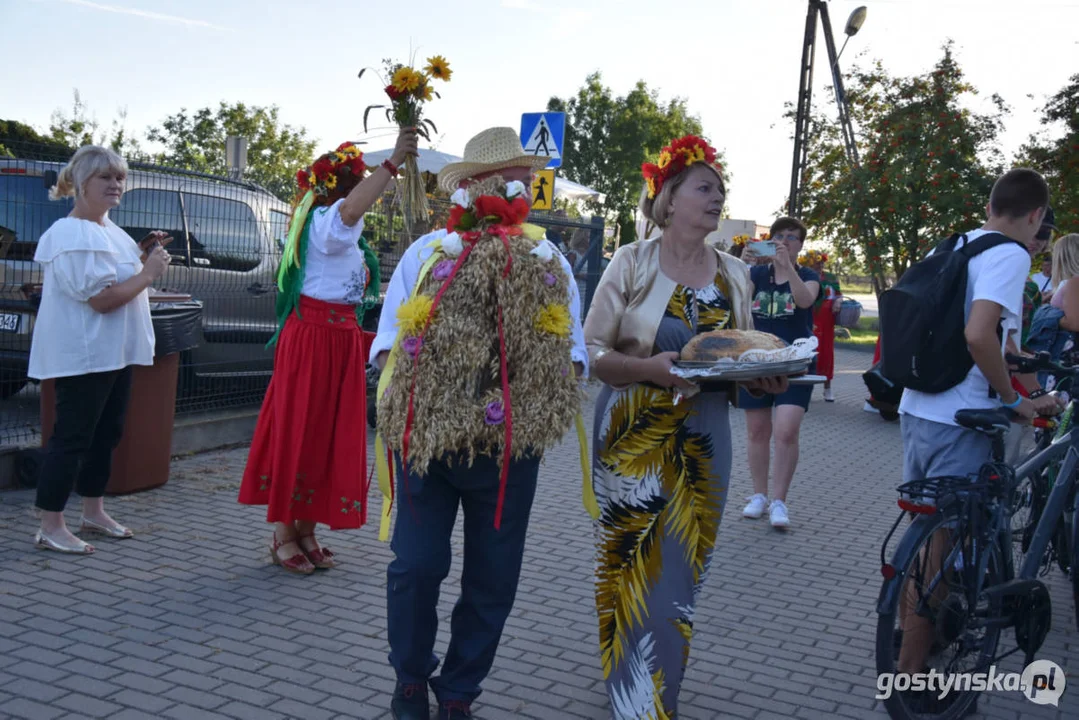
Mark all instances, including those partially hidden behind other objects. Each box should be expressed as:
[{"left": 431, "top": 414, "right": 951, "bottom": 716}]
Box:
[{"left": 681, "top": 329, "right": 787, "bottom": 362}]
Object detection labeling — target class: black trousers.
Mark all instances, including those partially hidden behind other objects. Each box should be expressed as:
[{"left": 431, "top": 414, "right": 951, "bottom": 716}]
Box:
[{"left": 36, "top": 367, "right": 134, "bottom": 512}]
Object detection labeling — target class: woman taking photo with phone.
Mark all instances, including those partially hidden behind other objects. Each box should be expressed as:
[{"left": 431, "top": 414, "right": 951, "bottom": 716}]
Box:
[{"left": 739, "top": 217, "right": 820, "bottom": 529}]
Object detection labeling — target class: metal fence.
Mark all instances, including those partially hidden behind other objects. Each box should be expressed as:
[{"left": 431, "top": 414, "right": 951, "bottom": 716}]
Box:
[{"left": 0, "top": 140, "right": 606, "bottom": 449}]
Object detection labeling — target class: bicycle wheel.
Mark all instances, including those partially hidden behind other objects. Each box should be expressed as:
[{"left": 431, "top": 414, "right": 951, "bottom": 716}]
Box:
[{"left": 876, "top": 510, "right": 1006, "bottom": 719}]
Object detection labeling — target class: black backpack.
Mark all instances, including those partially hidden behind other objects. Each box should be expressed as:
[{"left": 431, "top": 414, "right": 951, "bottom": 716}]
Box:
[{"left": 878, "top": 232, "right": 1025, "bottom": 394}]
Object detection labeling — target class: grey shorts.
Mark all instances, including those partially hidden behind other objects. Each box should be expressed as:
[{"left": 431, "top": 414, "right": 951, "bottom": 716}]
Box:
[{"left": 901, "top": 414, "right": 992, "bottom": 483}]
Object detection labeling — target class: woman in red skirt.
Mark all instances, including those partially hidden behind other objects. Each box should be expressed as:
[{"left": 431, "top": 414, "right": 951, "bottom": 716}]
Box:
[
  {"left": 804, "top": 251, "right": 842, "bottom": 401},
  {"left": 238, "top": 128, "right": 417, "bottom": 574}
]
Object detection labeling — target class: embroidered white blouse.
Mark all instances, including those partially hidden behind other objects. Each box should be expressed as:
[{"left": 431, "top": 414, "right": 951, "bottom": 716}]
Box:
[
  {"left": 300, "top": 199, "right": 369, "bottom": 305},
  {"left": 29, "top": 217, "right": 155, "bottom": 380}
]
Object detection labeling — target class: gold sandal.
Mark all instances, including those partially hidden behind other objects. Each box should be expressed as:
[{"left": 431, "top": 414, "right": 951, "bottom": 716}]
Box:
[
  {"left": 80, "top": 516, "right": 134, "bottom": 539},
  {"left": 35, "top": 529, "right": 94, "bottom": 554}
]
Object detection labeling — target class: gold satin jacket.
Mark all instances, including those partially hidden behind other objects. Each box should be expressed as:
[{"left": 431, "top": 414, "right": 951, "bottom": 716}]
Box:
[{"left": 584, "top": 237, "right": 753, "bottom": 372}]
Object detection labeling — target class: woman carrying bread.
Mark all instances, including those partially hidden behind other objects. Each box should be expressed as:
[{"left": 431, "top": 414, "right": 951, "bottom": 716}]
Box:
[{"left": 583, "top": 135, "right": 786, "bottom": 719}]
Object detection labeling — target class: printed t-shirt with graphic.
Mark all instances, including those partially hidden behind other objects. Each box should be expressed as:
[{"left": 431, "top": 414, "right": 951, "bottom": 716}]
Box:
[
  {"left": 899, "top": 229, "right": 1031, "bottom": 427},
  {"left": 749, "top": 263, "right": 820, "bottom": 343}
]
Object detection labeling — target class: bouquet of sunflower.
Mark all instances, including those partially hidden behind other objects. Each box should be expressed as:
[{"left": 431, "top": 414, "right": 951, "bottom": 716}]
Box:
[{"left": 361, "top": 54, "right": 452, "bottom": 232}]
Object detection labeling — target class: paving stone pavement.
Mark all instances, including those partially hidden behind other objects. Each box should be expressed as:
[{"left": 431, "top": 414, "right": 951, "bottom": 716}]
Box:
[{"left": 1, "top": 347, "right": 1076, "bottom": 720}]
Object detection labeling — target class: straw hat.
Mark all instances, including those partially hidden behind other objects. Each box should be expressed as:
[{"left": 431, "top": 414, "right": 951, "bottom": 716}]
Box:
[{"left": 437, "top": 127, "right": 551, "bottom": 193}]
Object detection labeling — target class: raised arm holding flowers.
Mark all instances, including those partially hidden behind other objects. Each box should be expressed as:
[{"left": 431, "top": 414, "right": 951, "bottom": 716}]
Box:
[{"left": 360, "top": 54, "right": 452, "bottom": 232}]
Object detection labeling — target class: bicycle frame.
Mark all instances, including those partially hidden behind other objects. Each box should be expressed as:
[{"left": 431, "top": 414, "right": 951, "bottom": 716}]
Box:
[{"left": 1015, "top": 426, "right": 1079, "bottom": 580}]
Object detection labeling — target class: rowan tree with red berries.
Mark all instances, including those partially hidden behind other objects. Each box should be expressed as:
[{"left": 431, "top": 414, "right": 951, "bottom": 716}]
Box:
[{"left": 793, "top": 43, "right": 1006, "bottom": 290}]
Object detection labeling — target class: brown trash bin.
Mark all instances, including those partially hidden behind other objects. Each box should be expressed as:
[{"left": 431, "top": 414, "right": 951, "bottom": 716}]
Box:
[{"left": 39, "top": 294, "right": 201, "bottom": 495}]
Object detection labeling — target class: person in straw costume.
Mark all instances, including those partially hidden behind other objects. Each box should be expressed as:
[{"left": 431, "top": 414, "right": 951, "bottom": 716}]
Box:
[
  {"left": 369, "top": 126, "right": 590, "bottom": 720},
  {"left": 237, "top": 128, "right": 417, "bottom": 575},
  {"left": 584, "top": 135, "right": 787, "bottom": 719}
]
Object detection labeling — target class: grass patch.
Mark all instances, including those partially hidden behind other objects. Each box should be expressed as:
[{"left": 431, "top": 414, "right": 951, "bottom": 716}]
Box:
[
  {"left": 836, "top": 316, "right": 878, "bottom": 347},
  {"left": 840, "top": 280, "right": 874, "bottom": 295}
]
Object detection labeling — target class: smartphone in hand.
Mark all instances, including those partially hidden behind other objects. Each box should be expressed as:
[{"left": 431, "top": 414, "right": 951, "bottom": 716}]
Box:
[{"left": 753, "top": 240, "right": 777, "bottom": 257}]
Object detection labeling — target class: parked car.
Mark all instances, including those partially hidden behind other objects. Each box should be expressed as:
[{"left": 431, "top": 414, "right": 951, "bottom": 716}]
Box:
[{"left": 0, "top": 158, "right": 297, "bottom": 400}]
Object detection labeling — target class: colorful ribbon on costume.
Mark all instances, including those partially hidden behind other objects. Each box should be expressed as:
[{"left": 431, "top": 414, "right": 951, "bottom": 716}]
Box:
[
  {"left": 374, "top": 227, "right": 597, "bottom": 540},
  {"left": 375, "top": 238, "right": 445, "bottom": 541},
  {"left": 576, "top": 412, "right": 598, "bottom": 519},
  {"left": 278, "top": 191, "right": 315, "bottom": 290}
]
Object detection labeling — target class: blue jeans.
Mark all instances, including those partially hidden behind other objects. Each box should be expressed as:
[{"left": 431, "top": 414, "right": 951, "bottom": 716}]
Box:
[{"left": 387, "top": 451, "right": 540, "bottom": 703}]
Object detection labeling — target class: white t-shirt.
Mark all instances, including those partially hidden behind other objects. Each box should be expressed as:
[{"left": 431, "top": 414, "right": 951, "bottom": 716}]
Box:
[
  {"left": 300, "top": 199, "right": 369, "bottom": 305},
  {"left": 899, "top": 229, "right": 1031, "bottom": 426},
  {"left": 29, "top": 217, "right": 155, "bottom": 380}
]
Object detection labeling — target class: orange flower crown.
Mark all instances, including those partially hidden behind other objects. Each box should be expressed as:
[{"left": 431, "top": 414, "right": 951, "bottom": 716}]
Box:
[
  {"left": 641, "top": 135, "right": 724, "bottom": 200},
  {"left": 296, "top": 142, "right": 367, "bottom": 197}
]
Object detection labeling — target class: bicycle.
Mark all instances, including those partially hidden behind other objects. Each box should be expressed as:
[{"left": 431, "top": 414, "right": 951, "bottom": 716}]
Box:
[
  {"left": 874, "top": 355, "right": 1079, "bottom": 719},
  {"left": 1009, "top": 353, "right": 1076, "bottom": 581}
]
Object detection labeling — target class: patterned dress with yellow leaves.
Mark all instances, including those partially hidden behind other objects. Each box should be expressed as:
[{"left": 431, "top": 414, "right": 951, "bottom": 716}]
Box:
[{"left": 592, "top": 271, "right": 735, "bottom": 720}]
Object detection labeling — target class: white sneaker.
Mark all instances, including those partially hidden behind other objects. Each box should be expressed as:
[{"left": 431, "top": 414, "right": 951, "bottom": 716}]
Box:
[
  {"left": 863, "top": 400, "right": 879, "bottom": 414},
  {"left": 769, "top": 499, "right": 790, "bottom": 529},
  {"left": 742, "top": 494, "right": 768, "bottom": 519},
  {"left": 824, "top": 388, "right": 835, "bottom": 402}
]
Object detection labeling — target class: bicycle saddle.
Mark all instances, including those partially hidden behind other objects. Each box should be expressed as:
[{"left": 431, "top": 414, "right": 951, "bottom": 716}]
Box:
[{"left": 954, "top": 408, "right": 1012, "bottom": 434}]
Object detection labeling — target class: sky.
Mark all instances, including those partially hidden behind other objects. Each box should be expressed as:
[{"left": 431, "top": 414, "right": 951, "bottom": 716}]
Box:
[{"left": 2, "top": 0, "right": 1077, "bottom": 225}]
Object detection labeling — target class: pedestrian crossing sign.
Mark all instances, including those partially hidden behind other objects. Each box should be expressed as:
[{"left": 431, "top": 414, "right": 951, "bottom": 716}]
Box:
[
  {"left": 531, "top": 169, "right": 555, "bottom": 210},
  {"left": 520, "top": 112, "right": 564, "bottom": 169}
]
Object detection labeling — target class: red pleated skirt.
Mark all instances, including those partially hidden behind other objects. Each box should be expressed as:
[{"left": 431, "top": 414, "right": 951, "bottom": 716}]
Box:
[
  {"left": 813, "top": 300, "right": 836, "bottom": 381},
  {"left": 238, "top": 296, "right": 370, "bottom": 529}
]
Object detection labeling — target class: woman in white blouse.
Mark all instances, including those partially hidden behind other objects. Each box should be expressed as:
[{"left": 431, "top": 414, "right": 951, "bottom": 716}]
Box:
[
  {"left": 30, "top": 145, "right": 171, "bottom": 554},
  {"left": 238, "top": 128, "right": 417, "bottom": 574}
]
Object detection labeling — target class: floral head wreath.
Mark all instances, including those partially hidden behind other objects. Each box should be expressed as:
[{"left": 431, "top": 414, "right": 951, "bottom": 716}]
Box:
[
  {"left": 731, "top": 234, "right": 750, "bottom": 248},
  {"left": 641, "top": 135, "right": 724, "bottom": 200},
  {"left": 800, "top": 249, "right": 829, "bottom": 266},
  {"left": 296, "top": 142, "right": 367, "bottom": 197}
]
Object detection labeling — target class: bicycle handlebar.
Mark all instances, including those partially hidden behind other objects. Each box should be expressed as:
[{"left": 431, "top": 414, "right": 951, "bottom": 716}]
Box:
[{"left": 1005, "top": 351, "right": 1079, "bottom": 378}]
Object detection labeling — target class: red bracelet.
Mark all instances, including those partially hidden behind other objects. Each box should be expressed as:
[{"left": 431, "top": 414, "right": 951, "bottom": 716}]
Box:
[{"left": 381, "top": 159, "right": 399, "bottom": 177}]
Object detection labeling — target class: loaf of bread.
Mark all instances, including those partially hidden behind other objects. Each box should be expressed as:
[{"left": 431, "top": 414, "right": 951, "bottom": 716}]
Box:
[{"left": 680, "top": 329, "right": 787, "bottom": 362}]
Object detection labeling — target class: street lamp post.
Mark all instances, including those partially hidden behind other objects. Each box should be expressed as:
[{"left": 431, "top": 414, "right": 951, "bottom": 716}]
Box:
[{"left": 787, "top": 2, "right": 867, "bottom": 218}]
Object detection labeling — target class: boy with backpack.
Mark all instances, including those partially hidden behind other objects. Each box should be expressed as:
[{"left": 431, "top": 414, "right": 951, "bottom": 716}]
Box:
[{"left": 885, "top": 169, "right": 1054, "bottom": 685}]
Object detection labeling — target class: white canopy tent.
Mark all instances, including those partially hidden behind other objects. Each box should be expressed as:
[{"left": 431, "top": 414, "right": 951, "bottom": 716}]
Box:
[{"left": 362, "top": 147, "right": 604, "bottom": 203}]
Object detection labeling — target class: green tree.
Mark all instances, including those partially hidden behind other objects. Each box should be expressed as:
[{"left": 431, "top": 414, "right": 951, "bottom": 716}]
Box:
[
  {"left": 147, "top": 102, "right": 317, "bottom": 201},
  {"left": 1016, "top": 73, "right": 1079, "bottom": 232},
  {"left": 795, "top": 44, "right": 1006, "bottom": 288},
  {"left": 0, "top": 119, "right": 73, "bottom": 159},
  {"left": 548, "top": 73, "right": 713, "bottom": 243},
  {"left": 48, "top": 89, "right": 98, "bottom": 148},
  {"left": 44, "top": 90, "right": 142, "bottom": 157}
]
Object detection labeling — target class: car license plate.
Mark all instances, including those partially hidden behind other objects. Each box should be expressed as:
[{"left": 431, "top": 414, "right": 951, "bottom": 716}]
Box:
[{"left": 0, "top": 313, "right": 21, "bottom": 333}]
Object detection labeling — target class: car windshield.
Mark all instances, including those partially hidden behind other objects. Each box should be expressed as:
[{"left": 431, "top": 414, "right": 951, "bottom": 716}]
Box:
[{"left": 0, "top": 173, "right": 72, "bottom": 261}]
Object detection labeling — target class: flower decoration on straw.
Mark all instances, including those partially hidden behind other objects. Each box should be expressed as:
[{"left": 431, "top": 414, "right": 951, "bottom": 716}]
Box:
[
  {"left": 641, "top": 135, "right": 723, "bottom": 200},
  {"left": 295, "top": 142, "right": 366, "bottom": 198},
  {"left": 533, "top": 303, "right": 572, "bottom": 337},
  {"left": 360, "top": 53, "right": 452, "bottom": 233}
]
